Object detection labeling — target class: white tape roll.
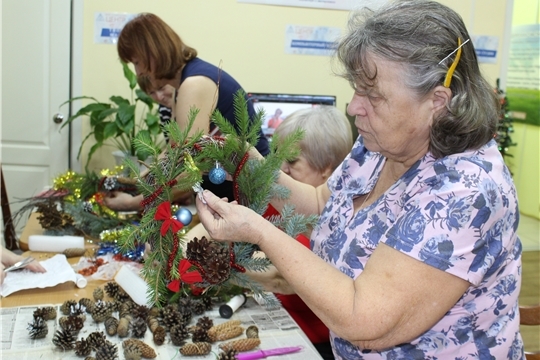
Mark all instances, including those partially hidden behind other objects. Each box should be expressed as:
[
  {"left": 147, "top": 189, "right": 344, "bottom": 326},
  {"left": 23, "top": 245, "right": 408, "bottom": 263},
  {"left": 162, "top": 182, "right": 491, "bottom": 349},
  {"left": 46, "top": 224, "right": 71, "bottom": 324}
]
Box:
[
  {"left": 114, "top": 265, "right": 151, "bottom": 306},
  {"left": 28, "top": 235, "right": 85, "bottom": 252},
  {"left": 75, "top": 274, "right": 87, "bottom": 288}
]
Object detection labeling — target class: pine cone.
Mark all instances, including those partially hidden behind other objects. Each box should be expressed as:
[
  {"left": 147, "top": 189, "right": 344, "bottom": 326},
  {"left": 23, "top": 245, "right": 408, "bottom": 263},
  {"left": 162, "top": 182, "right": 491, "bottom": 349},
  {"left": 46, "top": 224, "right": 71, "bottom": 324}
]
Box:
[
  {"left": 132, "top": 304, "right": 150, "bottom": 320},
  {"left": 117, "top": 315, "right": 132, "bottom": 338},
  {"left": 119, "top": 300, "right": 136, "bottom": 318},
  {"left": 95, "top": 340, "right": 118, "bottom": 360},
  {"left": 86, "top": 331, "right": 107, "bottom": 350},
  {"left": 59, "top": 315, "right": 85, "bottom": 333},
  {"left": 178, "top": 307, "right": 193, "bottom": 326},
  {"left": 122, "top": 338, "right": 157, "bottom": 359},
  {"left": 169, "top": 324, "right": 189, "bottom": 346},
  {"left": 63, "top": 247, "right": 86, "bottom": 258},
  {"left": 74, "top": 337, "right": 92, "bottom": 357},
  {"left": 246, "top": 325, "right": 259, "bottom": 339},
  {"left": 92, "top": 300, "right": 113, "bottom": 323},
  {"left": 147, "top": 315, "right": 160, "bottom": 333},
  {"left": 93, "top": 287, "right": 104, "bottom": 301},
  {"left": 192, "top": 327, "right": 210, "bottom": 343},
  {"left": 152, "top": 326, "right": 166, "bottom": 346},
  {"left": 219, "top": 338, "right": 261, "bottom": 353},
  {"left": 179, "top": 342, "right": 212, "bottom": 356},
  {"left": 27, "top": 317, "right": 48, "bottom": 339},
  {"left": 123, "top": 341, "right": 143, "bottom": 360},
  {"left": 33, "top": 306, "right": 57, "bottom": 320},
  {"left": 192, "top": 300, "right": 205, "bottom": 315},
  {"left": 218, "top": 349, "right": 239, "bottom": 360},
  {"left": 161, "top": 305, "right": 182, "bottom": 330},
  {"left": 79, "top": 298, "right": 95, "bottom": 313},
  {"left": 208, "top": 325, "right": 244, "bottom": 342},
  {"left": 104, "top": 281, "right": 120, "bottom": 298},
  {"left": 208, "top": 320, "right": 242, "bottom": 333},
  {"left": 196, "top": 316, "right": 213, "bottom": 331},
  {"left": 104, "top": 316, "right": 119, "bottom": 336},
  {"left": 130, "top": 317, "right": 147, "bottom": 338},
  {"left": 201, "top": 296, "right": 213, "bottom": 311},
  {"left": 52, "top": 329, "right": 76, "bottom": 350},
  {"left": 186, "top": 236, "right": 231, "bottom": 284},
  {"left": 85, "top": 357, "right": 97, "bottom": 360},
  {"left": 60, "top": 299, "right": 77, "bottom": 315}
]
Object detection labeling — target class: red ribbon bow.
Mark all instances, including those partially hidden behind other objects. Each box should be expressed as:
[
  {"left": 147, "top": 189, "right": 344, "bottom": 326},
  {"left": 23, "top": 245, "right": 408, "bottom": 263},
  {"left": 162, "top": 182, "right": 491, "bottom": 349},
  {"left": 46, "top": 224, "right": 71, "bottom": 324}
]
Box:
[
  {"left": 167, "top": 259, "right": 203, "bottom": 292},
  {"left": 154, "top": 201, "right": 184, "bottom": 236}
]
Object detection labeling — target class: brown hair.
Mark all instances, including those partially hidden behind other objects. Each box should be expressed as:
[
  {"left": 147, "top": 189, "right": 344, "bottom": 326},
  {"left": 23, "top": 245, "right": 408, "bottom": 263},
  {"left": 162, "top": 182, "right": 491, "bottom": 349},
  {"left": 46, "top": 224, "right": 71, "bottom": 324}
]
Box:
[{"left": 117, "top": 13, "right": 197, "bottom": 80}]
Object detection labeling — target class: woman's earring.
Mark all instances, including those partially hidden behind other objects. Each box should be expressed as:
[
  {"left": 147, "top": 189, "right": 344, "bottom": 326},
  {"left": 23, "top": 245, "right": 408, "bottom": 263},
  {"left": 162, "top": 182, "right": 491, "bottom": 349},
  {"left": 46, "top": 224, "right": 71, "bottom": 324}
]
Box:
[{"left": 209, "top": 161, "right": 226, "bottom": 185}]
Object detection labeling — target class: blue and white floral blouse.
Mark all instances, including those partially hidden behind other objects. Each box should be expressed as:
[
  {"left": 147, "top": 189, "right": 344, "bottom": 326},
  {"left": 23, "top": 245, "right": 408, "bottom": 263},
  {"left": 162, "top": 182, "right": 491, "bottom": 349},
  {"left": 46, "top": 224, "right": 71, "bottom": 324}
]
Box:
[{"left": 311, "top": 138, "right": 524, "bottom": 359}]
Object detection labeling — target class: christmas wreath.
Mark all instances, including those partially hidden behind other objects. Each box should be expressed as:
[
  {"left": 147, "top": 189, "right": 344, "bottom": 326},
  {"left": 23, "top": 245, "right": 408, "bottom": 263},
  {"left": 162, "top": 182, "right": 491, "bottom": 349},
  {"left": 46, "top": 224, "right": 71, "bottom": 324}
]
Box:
[{"left": 117, "top": 91, "right": 317, "bottom": 306}]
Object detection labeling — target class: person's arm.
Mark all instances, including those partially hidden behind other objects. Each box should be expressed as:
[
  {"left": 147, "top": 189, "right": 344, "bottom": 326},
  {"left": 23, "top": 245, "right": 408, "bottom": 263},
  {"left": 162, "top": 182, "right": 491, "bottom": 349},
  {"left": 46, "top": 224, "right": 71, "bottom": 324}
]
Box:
[
  {"left": 196, "top": 191, "right": 469, "bottom": 350},
  {"left": 1, "top": 247, "right": 47, "bottom": 285},
  {"left": 174, "top": 76, "right": 219, "bottom": 137}
]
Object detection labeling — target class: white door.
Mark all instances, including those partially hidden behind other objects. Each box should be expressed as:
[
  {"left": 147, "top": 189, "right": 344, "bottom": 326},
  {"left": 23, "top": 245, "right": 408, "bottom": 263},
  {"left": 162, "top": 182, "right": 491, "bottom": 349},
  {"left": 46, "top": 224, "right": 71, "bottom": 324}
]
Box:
[{"left": 1, "top": 0, "right": 72, "bottom": 235}]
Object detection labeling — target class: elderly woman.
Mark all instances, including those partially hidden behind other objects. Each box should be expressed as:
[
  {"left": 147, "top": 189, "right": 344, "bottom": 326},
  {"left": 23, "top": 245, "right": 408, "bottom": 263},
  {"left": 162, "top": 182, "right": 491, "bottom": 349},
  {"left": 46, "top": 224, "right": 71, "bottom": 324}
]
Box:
[{"left": 196, "top": 0, "right": 523, "bottom": 358}]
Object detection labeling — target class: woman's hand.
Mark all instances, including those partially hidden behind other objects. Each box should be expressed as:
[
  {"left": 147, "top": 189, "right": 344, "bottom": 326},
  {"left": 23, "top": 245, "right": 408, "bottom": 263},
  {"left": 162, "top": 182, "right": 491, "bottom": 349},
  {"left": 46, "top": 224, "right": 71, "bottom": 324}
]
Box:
[{"left": 195, "top": 190, "right": 264, "bottom": 245}]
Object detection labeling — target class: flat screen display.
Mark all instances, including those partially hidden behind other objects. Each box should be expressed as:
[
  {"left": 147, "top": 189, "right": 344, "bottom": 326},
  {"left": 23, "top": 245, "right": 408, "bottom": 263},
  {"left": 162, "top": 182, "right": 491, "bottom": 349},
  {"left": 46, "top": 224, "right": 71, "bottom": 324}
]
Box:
[{"left": 247, "top": 92, "right": 336, "bottom": 140}]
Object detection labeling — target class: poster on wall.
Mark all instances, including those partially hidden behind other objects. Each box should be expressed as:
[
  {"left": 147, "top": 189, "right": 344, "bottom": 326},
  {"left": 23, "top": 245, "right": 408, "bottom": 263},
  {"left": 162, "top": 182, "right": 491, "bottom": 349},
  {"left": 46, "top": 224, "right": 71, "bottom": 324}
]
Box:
[
  {"left": 506, "top": 24, "right": 540, "bottom": 126},
  {"left": 94, "top": 12, "right": 136, "bottom": 44},
  {"left": 238, "top": 0, "right": 387, "bottom": 11},
  {"left": 471, "top": 35, "right": 499, "bottom": 64},
  {"left": 285, "top": 25, "right": 341, "bottom": 56}
]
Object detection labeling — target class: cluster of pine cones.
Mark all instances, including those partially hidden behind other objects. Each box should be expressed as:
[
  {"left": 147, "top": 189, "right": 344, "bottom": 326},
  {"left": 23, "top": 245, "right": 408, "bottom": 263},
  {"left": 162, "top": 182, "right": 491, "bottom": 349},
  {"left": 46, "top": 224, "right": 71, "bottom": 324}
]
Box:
[{"left": 28, "top": 280, "right": 261, "bottom": 359}]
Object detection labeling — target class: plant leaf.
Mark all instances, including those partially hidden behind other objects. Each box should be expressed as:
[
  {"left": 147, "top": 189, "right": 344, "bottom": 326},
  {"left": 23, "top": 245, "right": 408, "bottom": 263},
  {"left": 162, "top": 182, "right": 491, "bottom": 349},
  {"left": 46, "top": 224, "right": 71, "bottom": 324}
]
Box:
[{"left": 122, "top": 61, "right": 137, "bottom": 90}]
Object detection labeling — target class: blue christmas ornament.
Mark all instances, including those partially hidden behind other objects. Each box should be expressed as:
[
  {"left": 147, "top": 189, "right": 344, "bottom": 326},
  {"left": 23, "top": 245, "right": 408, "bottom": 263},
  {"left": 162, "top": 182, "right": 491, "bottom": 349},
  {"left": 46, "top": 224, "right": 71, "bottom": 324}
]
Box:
[
  {"left": 209, "top": 162, "right": 226, "bottom": 185},
  {"left": 174, "top": 207, "right": 193, "bottom": 226}
]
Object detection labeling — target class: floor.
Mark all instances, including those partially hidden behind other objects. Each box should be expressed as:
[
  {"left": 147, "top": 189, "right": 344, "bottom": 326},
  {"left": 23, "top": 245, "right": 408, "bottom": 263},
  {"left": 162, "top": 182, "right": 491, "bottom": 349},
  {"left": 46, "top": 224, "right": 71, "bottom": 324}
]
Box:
[{"left": 518, "top": 215, "right": 540, "bottom": 354}]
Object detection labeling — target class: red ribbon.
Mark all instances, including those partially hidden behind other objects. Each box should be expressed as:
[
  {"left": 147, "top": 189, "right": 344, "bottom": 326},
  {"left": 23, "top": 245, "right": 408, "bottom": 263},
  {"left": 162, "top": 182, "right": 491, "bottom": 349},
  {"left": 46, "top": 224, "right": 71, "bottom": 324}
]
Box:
[
  {"left": 154, "top": 201, "right": 183, "bottom": 236},
  {"left": 167, "top": 259, "right": 203, "bottom": 292}
]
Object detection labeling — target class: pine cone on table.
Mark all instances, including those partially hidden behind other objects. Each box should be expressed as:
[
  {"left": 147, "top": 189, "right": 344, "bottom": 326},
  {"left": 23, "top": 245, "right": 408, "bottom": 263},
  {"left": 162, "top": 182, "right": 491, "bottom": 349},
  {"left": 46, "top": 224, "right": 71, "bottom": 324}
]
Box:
[
  {"left": 27, "top": 317, "right": 48, "bottom": 339},
  {"left": 219, "top": 338, "right": 261, "bottom": 353},
  {"left": 161, "top": 305, "right": 182, "bottom": 330},
  {"left": 191, "top": 300, "right": 205, "bottom": 315},
  {"left": 52, "top": 329, "right": 76, "bottom": 350},
  {"left": 208, "top": 325, "right": 244, "bottom": 342},
  {"left": 196, "top": 316, "right": 213, "bottom": 331},
  {"left": 178, "top": 307, "right": 193, "bottom": 326},
  {"left": 179, "top": 342, "right": 212, "bottom": 356},
  {"left": 63, "top": 247, "right": 86, "bottom": 258},
  {"left": 59, "top": 315, "right": 85, "bottom": 333},
  {"left": 201, "top": 296, "right": 213, "bottom": 311},
  {"left": 93, "top": 287, "right": 104, "bottom": 301},
  {"left": 33, "top": 306, "right": 57, "bottom": 320},
  {"left": 132, "top": 304, "right": 150, "bottom": 320},
  {"left": 117, "top": 315, "right": 132, "bottom": 338},
  {"left": 60, "top": 299, "right": 77, "bottom": 315},
  {"left": 122, "top": 338, "right": 157, "bottom": 359},
  {"left": 104, "top": 316, "right": 119, "bottom": 336},
  {"left": 218, "top": 349, "right": 239, "bottom": 360},
  {"left": 130, "top": 317, "right": 147, "bottom": 338},
  {"left": 186, "top": 236, "right": 231, "bottom": 284},
  {"left": 169, "top": 324, "right": 189, "bottom": 346},
  {"left": 79, "top": 298, "right": 95, "bottom": 313},
  {"left": 86, "top": 331, "right": 107, "bottom": 350},
  {"left": 152, "top": 326, "right": 166, "bottom": 346},
  {"left": 74, "top": 337, "right": 92, "bottom": 357},
  {"left": 246, "top": 325, "right": 259, "bottom": 339},
  {"left": 192, "top": 326, "right": 211, "bottom": 343},
  {"left": 91, "top": 300, "right": 113, "bottom": 323},
  {"left": 95, "top": 340, "right": 118, "bottom": 360},
  {"left": 123, "top": 342, "right": 143, "bottom": 360}
]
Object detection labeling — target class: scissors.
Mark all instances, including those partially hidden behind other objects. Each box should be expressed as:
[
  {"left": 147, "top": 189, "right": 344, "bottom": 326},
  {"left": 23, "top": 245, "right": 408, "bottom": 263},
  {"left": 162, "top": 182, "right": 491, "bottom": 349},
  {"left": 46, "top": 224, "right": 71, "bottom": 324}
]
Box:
[{"left": 4, "top": 256, "right": 35, "bottom": 272}]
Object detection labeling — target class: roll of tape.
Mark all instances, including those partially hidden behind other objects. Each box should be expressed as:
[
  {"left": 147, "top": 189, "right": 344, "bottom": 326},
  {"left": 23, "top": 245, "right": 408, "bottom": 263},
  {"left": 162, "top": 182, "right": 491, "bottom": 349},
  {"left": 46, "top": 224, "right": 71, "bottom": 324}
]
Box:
[
  {"left": 114, "top": 265, "right": 151, "bottom": 306},
  {"left": 219, "top": 294, "right": 247, "bottom": 318},
  {"left": 28, "top": 235, "right": 85, "bottom": 253}
]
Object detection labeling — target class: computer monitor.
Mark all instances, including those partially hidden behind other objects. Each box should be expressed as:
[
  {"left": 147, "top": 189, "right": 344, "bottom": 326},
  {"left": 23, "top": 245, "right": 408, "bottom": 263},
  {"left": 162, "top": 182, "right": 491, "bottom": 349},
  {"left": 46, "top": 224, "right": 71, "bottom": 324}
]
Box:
[{"left": 247, "top": 92, "right": 336, "bottom": 140}]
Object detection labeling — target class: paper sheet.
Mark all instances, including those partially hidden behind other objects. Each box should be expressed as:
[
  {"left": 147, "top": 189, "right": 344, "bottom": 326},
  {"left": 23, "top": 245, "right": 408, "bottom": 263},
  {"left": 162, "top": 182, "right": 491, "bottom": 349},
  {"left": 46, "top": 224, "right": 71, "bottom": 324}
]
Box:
[{"left": 0, "top": 254, "right": 77, "bottom": 297}]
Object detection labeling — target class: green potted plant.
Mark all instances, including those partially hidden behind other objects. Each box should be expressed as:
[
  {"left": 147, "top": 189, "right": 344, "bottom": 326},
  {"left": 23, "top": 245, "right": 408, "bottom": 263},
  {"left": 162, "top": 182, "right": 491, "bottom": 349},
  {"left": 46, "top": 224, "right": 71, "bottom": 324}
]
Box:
[{"left": 60, "top": 61, "right": 164, "bottom": 171}]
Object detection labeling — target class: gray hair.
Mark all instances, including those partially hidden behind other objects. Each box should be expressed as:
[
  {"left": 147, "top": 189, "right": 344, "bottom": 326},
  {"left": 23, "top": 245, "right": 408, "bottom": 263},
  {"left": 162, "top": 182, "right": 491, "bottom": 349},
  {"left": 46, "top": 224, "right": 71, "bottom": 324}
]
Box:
[
  {"left": 333, "top": 0, "right": 499, "bottom": 158},
  {"left": 274, "top": 106, "right": 353, "bottom": 172}
]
